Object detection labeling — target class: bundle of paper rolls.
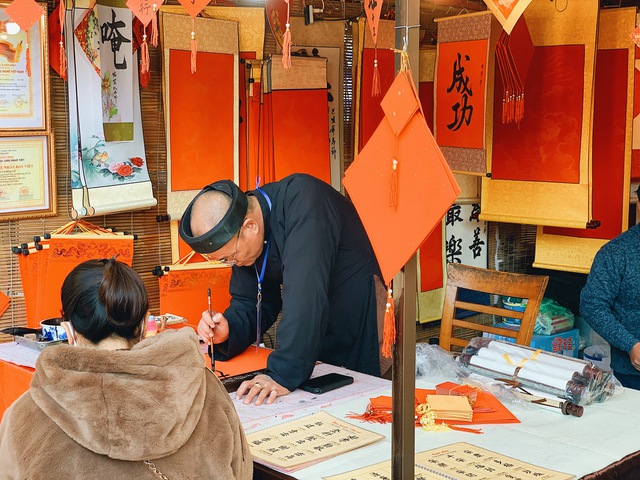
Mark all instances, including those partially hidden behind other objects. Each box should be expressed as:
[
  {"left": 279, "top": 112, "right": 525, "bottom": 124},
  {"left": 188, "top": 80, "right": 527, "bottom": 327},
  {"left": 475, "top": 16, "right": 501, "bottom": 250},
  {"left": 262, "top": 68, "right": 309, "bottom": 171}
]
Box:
[{"left": 458, "top": 338, "right": 616, "bottom": 406}]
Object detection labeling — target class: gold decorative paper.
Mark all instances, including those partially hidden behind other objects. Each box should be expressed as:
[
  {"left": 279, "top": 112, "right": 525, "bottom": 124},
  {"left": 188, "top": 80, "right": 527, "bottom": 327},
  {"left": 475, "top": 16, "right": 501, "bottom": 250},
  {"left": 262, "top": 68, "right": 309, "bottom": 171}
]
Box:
[
  {"left": 419, "top": 48, "right": 436, "bottom": 83},
  {"left": 533, "top": 229, "right": 611, "bottom": 274},
  {"left": 160, "top": 12, "right": 238, "bottom": 54},
  {"left": 362, "top": 18, "right": 394, "bottom": 50},
  {"left": 290, "top": 17, "right": 345, "bottom": 48},
  {"left": 533, "top": 8, "right": 635, "bottom": 273},
  {"left": 480, "top": 0, "right": 599, "bottom": 228},
  {"left": 160, "top": 12, "right": 239, "bottom": 221},
  {"left": 270, "top": 54, "right": 327, "bottom": 90},
  {"left": 161, "top": 6, "right": 264, "bottom": 81}
]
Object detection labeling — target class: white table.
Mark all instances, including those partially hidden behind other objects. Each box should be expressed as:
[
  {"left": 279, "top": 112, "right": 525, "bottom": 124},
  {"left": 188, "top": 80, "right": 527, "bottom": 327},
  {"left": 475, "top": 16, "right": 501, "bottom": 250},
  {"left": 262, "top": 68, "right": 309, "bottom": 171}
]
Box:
[{"left": 249, "top": 372, "right": 640, "bottom": 479}]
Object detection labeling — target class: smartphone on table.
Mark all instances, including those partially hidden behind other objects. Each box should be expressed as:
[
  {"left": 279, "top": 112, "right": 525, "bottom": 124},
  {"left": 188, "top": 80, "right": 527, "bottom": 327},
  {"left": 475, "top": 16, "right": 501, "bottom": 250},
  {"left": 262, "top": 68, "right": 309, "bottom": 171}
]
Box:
[{"left": 299, "top": 373, "right": 354, "bottom": 394}]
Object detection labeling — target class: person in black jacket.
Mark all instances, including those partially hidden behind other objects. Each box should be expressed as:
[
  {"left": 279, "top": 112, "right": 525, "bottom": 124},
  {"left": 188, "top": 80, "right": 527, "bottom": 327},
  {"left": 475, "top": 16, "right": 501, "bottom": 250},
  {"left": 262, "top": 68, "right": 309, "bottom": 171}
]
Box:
[{"left": 180, "top": 174, "right": 384, "bottom": 405}]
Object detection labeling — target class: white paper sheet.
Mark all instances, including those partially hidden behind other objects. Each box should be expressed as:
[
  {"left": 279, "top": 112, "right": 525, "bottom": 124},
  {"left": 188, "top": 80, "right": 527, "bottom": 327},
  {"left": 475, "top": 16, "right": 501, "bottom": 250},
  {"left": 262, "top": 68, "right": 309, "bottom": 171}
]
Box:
[{"left": 0, "top": 342, "right": 39, "bottom": 368}]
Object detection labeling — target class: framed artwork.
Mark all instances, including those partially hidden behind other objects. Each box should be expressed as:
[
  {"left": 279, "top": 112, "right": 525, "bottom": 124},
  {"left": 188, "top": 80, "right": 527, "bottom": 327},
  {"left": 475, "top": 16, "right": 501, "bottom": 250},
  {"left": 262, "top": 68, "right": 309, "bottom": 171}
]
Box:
[
  {"left": 0, "top": 1, "right": 49, "bottom": 131},
  {"left": 0, "top": 132, "right": 56, "bottom": 220}
]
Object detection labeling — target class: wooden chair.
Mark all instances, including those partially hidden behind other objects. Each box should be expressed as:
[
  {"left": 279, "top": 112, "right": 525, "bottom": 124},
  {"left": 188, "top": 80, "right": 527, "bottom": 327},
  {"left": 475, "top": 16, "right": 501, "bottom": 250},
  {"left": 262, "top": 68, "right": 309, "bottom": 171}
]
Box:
[{"left": 438, "top": 263, "right": 549, "bottom": 351}]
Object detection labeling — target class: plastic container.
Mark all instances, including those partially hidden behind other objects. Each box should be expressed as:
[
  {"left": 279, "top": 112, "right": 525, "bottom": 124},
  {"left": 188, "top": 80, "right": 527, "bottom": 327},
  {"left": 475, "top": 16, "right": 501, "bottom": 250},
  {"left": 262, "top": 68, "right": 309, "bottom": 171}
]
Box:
[
  {"left": 502, "top": 296, "right": 527, "bottom": 326},
  {"left": 583, "top": 345, "right": 611, "bottom": 371}
]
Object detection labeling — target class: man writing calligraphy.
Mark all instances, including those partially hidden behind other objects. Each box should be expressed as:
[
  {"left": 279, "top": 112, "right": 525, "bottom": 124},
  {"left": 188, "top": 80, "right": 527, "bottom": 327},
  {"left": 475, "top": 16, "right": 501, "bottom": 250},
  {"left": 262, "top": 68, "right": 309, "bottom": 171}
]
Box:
[{"left": 179, "top": 174, "right": 386, "bottom": 406}]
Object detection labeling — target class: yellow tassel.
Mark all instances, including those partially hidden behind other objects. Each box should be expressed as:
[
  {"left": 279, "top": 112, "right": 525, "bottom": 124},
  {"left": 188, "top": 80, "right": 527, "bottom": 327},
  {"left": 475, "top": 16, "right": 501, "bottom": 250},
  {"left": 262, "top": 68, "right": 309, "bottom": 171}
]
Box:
[{"left": 382, "top": 287, "right": 395, "bottom": 358}]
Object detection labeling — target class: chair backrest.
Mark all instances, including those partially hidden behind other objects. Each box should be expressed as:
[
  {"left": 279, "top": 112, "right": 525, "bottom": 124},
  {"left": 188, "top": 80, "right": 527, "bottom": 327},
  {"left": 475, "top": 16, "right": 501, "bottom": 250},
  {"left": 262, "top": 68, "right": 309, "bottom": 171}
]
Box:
[{"left": 439, "top": 263, "right": 549, "bottom": 351}]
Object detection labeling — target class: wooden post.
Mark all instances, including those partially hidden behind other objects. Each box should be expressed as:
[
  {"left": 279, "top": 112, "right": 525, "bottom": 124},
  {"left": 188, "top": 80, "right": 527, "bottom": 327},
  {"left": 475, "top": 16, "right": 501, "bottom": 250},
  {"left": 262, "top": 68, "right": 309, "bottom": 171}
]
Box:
[{"left": 391, "top": 0, "right": 420, "bottom": 475}]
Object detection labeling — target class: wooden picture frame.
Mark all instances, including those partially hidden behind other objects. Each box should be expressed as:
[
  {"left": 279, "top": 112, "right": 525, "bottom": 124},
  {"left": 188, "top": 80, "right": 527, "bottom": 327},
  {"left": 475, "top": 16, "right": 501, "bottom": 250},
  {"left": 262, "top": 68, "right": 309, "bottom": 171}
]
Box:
[
  {"left": 0, "top": 131, "right": 56, "bottom": 220},
  {"left": 0, "top": 1, "right": 49, "bottom": 131}
]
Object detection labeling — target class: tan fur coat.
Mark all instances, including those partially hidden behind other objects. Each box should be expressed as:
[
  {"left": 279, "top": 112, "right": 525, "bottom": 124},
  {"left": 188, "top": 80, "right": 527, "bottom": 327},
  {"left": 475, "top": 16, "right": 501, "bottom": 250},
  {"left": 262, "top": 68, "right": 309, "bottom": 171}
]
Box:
[{"left": 0, "top": 328, "right": 252, "bottom": 479}]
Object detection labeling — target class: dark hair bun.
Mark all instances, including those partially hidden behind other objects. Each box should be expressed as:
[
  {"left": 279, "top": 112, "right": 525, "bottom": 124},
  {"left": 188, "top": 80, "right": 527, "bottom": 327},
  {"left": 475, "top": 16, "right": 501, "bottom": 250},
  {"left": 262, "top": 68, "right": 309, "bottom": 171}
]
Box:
[
  {"left": 99, "top": 260, "right": 148, "bottom": 332},
  {"left": 61, "top": 259, "right": 149, "bottom": 343}
]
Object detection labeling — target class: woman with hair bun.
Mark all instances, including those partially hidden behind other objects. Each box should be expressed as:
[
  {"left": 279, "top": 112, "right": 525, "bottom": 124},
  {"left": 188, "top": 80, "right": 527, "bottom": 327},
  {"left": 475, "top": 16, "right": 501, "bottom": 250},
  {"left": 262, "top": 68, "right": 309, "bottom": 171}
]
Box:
[{"left": 0, "top": 258, "right": 252, "bottom": 479}]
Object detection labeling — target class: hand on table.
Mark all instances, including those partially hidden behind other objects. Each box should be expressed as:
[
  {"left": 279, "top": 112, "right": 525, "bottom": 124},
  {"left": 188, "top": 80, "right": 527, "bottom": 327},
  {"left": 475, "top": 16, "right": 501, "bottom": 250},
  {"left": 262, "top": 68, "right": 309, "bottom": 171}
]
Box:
[
  {"left": 236, "top": 374, "right": 290, "bottom": 406},
  {"left": 631, "top": 342, "right": 640, "bottom": 370},
  {"left": 197, "top": 310, "right": 230, "bottom": 345}
]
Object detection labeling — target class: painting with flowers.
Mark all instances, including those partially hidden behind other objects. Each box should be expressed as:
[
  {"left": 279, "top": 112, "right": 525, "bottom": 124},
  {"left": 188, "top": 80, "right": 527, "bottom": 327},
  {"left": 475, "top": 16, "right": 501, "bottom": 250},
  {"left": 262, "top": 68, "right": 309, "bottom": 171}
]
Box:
[
  {"left": 73, "top": 134, "right": 149, "bottom": 188},
  {"left": 66, "top": 4, "right": 156, "bottom": 217}
]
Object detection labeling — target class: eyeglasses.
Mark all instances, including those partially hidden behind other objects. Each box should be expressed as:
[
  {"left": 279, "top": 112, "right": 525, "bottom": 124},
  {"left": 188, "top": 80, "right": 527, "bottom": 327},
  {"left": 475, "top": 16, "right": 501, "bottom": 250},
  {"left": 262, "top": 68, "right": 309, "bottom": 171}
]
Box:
[{"left": 204, "top": 229, "right": 240, "bottom": 266}]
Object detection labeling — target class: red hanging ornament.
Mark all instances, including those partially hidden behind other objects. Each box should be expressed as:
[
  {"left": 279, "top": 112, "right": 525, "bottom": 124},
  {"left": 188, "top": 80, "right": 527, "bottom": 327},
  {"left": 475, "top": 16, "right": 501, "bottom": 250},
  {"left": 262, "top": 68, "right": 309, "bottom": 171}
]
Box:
[
  {"left": 363, "top": 0, "right": 383, "bottom": 97},
  {"left": 177, "top": 0, "right": 209, "bottom": 74},
  {"left": 126, "top": 0, "right": 164, "bottom": 77}
]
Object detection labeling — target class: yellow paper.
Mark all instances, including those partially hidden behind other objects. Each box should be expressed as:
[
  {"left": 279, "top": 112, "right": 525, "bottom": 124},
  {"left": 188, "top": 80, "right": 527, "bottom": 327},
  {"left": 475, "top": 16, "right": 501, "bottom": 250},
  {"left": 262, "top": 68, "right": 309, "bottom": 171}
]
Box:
[
  {"left": 246, "top": 411, "right": 384, "bottom": 473},
  {"left": 325, "top": 442, "right": 576, "bottom": 480}
]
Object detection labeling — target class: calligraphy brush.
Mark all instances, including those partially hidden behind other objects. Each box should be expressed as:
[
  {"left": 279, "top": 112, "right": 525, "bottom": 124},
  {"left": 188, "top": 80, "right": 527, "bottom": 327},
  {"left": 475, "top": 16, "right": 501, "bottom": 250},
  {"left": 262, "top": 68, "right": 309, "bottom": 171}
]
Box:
[{"left": 207, "top": 288, "right": 215, "bottom": 371}]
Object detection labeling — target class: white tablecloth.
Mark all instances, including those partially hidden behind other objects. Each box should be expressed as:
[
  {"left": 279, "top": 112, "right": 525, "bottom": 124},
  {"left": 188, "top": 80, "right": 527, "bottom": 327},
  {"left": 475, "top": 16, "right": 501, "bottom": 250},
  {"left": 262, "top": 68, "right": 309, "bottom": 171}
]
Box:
[{"left": 271, "top": 373, "right": 640, "bottom": 479}]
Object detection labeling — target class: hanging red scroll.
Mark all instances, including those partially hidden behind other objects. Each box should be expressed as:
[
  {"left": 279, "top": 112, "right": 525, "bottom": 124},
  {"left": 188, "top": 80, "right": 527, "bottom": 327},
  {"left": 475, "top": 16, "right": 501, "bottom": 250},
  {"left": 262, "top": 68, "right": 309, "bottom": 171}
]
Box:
[
  {"left": 15, "top": 221, "right": 135, "bottom": 326},
  {"left": 161, "top": 12, "right": 240, "bottom": 221},
  {"left": 435, "top": 12, "right": 500, "bottom": 175},
  {"left": 533, "top": 8, "right": 634, "bottom": 273},
  {"left": 481, "top": 0, "right": 598, "bottom": 229}
]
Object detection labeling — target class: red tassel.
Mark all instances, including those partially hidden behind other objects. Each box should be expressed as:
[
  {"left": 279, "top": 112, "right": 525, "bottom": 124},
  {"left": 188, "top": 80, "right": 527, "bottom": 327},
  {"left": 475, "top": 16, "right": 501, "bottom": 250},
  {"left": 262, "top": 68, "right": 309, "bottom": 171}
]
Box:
[
  {"left": 26, "top": 43, "right": 31, "bottom": 77},
  {"left": 382, "top": 286, "right": 395, "bottom": 358},
  {"left": 371, "top": 56, "right": 381, "bottom": 97},
  {"left": 389, "top": 158, "right": 398, "bottom": 210},
  {"left": 140, "top": 33, "right": 150, "bottom": 74},
  {"left": 347, "top": 406, "right": 392, "bottom": 424},
  {"left": 448, "top": 425, "right": 483, "bottom": 434},
  {"left": 150, "top": 3, "right": 159, "bottom": 47},
  {"left": 58, "top": 0, "right": 67, "bottom": 80},
  {"left": 59, "top": 39, "right": 67, "bottom": 79},
  {"left": 140, "top": 68, "right": 150, "bottom": 88},
  {"left": 515, "top": 93, "right": 524, "bottom": 125},
  {"left": 190, "top": 20, "right": 197, "bottom": 74},
  {"left": 281, "top": 23, "right": 292, "bottom": 69}
]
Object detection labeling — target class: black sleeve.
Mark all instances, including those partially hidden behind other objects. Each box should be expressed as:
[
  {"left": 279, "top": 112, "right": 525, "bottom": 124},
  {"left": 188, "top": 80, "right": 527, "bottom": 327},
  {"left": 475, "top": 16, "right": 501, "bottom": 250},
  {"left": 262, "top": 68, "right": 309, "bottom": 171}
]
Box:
[
  {"left": 264, "top": 187, "right": 341, "bottom": 391},
  {"left": 214, "top": 265, "right": 282, "bottom": 360}
]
